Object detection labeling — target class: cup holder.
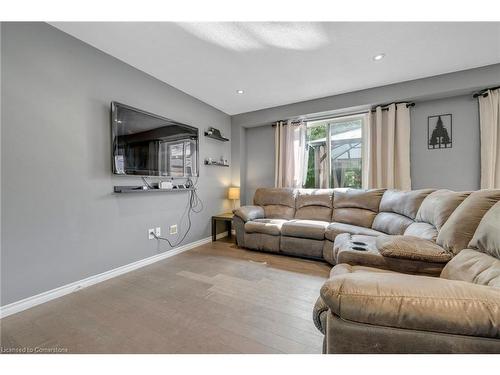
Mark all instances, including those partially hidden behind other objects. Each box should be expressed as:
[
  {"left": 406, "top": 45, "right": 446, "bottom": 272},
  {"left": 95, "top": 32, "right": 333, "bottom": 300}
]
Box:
[
  {"left": 351, "top": 246, "right": 367, "bottom": 251},
  {"left": 352, "top": 241, "right": 367, "bottom": 246}
]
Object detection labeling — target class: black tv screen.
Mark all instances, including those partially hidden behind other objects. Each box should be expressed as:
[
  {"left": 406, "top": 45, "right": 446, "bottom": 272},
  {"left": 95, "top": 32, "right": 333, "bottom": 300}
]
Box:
[{"left": 111, "top": 102, "right": 199, "bottom": 177}]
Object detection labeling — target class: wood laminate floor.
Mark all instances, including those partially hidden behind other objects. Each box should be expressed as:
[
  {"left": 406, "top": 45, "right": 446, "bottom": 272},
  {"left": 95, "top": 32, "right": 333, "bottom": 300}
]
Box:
[{"left": 0, "top": 239, "right": 331, "bottom": 354}]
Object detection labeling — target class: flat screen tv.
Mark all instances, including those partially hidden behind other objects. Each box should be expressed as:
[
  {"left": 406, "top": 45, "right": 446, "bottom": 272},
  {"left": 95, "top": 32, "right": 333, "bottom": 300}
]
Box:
[{"left": 111, "top": 102, "right": 199, "bottom": 177}]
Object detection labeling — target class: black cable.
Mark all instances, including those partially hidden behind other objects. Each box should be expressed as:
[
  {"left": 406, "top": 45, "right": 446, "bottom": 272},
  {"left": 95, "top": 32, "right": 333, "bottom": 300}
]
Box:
[
  {"left": 152, "top": 176, "right": 203, "bottom": 248},
  {"left": 141, "top": 176, "right": 153, "bottom": 189}
]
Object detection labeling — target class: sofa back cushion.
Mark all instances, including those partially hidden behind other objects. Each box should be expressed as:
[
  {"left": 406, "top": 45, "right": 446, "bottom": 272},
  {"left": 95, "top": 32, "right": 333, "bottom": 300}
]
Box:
[
  {"left": 441, "top": 249, "right": 500, "bottom": 288},
  {"left": 404, "top": 190, "right": 469, "bottom": 241},
  {"left": 468, "top": 200, "right": 500, "bottom": 259},
  {"left": 415, "top": 190, "right": 470, "bottom": 230},
  {"left": 403, "top": 222, "right": 439, "bottom": 241},
  {"left": 437, "top": 190, "right": 500, "bottom": 254},
  {"left": 372, "top": 212, "right": 414, "bottom": 236},
  {"left": 254, "top": 188, "right": 296, "bottom": 219},
  {"left": 372, "top": 189, "right": 434, "bottom": 235},
  {"left": 332, "top": 189, "right": 385, "bottom": 228},
  {"left": 294, "top": 189, "right": 333, "bottom": 221}
]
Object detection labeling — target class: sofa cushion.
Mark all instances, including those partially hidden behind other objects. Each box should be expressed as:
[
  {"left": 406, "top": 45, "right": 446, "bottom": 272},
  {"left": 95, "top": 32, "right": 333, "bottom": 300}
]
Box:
[
  {"left": 441, "top": 249, "right": 500, "bottom": 288},
  {"left": 333, "top": 233, "right": 444, "bottom": 275},
  {"left": 371, "top": 189, "right": 435, "bottom": 235},
  {"left": 332, "top": 208, "right": 378, "bottom": 228},
  {"left": 262, "top": 205, "right": 295, "bottom": 220},
  {"left": 404, "top": 222, "right": 439, "bottom": 241},
  {"left": 320, "top": 271, "right": 500, "bottom": 338},
  {"left": 294, "top": 189, "right": 333, "bottom": 221},
  {"left": 325, "top": 222, "right": 383, "bottom": 242},
  {"left": 244, "top": 219, "right": 288, "bottom": 236},
  {"left": 372, "top": 212, "right": 414, "bottom": 235},
  {"left": 437, "top": 190, "right": 500, "bottom": 254},
  {"left": 296, "top": 189, "right": 333, "bottom": 208},
  {"left": 415, "top": 190, "right": 470, "bottom": 230},
  {"left": 376, "top": 235, "right": 452, "bottom": 263},
  {"left": 281, "top": 220, "right": 329, "bottom": 240},
  {"left": 332, "top": 189, "right": 385, "bottom": 227},
  {"left": 333, "top": 188, "right": 386, "bottom": 212},
  {"left": 468, "top": 200, "right": 500, "bottom": 259},
  {"left": 378, "top": 189, "right": 435, "bottom": 219},
  {"left": 254, "top": 188, "right": 296, "bottom": 219},
  {"left": 254, "top": 187, "right": 296, "bottom": 207},
  {"left": 294, "top": 206, "right": 331, "bottom": 221}
]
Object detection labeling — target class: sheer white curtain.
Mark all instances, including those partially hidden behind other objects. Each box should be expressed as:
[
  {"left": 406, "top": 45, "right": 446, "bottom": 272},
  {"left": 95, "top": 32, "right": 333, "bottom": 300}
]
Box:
[
  {"left": 362, "top": 103, "right": 411, "bottom": 190},
  {"left": 479, "top": 89, "right": 500, "bottom": 189},
  {"left": 275, "top": 120, "right": 307, "bottom": 188}
]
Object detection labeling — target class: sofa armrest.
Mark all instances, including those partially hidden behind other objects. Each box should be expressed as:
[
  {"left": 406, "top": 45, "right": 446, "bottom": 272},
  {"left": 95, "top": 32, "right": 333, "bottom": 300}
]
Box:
[
  {"left": 312, "top": 296, "right": 329, "bottom": 334},
  {"left": 320, "top": 271, "right": 500, "bottom": 338},
  {"left": 233, "top": 205, "right": 265, "bottom": 222},
  {"left": 376, "top": 235, "right": 452, "bottom": 263}
]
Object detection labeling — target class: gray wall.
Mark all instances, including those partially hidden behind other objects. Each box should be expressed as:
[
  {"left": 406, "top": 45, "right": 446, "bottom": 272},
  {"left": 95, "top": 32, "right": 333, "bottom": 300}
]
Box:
[
  {"left": 1, "top": 22, "right": 232, "bottom": 305},
  {"left": 241, "top": 94, "right": 481, "bottom": 200},
  {"left": 410, "top": 95, "right": 480, "bottom": 190},
  {"left": 244, "top": 125, "right": 275, "bottom": 204}
]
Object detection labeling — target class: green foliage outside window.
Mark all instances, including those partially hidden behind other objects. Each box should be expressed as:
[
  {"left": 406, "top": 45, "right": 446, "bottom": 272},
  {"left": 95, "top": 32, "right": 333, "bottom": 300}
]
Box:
[
  {"left": 342, "top": 168, "right": 362, "bottom": 188},
  {"left": 308, "top": 125, "right": 326, "bottom": 141}
]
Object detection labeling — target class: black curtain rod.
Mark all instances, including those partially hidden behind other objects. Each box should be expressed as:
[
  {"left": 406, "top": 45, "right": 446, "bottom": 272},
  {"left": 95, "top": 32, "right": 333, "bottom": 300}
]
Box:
[
  {"left": 272, "top": 102, "right": 415, "bottom": 126},
  {"left": 473, "top": 86, "right": 500, "bottom": 98},
  {"left": 370, "top": 102, "right": 415, "bottom": 112}
]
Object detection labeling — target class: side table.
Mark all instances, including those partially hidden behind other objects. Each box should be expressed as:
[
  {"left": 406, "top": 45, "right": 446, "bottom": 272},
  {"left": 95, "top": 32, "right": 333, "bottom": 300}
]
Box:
[{"left": 211, "top": 212, "right": 234, "bottom": 241}]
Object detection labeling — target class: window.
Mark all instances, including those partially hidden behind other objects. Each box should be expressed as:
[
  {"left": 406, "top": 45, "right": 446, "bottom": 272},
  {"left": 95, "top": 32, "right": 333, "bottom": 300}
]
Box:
[{"left": 304, "top": 114, "right": 365, "bottom": 189}]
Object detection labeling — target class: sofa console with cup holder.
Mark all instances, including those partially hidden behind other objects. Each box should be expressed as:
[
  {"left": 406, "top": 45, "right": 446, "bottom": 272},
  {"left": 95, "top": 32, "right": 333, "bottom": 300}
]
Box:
[{"left": 233, "top": 187, "right": 500, "bottom": 353}]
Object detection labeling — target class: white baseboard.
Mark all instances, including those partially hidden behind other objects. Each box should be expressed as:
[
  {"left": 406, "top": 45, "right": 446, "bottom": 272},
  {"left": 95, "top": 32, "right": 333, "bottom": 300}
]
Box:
[{"left": 0, "top": 234, "right": 224, "bottom": 319}]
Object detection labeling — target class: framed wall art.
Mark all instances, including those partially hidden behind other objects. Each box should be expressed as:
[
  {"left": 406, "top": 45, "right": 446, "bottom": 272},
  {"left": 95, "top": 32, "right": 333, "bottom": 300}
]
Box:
[{"left": 428, "top": 114, "right": 452, "bottom": 149}]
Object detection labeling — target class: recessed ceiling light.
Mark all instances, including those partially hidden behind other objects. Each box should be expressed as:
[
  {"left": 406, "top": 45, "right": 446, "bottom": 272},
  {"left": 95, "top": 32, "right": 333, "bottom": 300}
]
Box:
[
  {"left": 236, "top": 89, "right": 245, "bottom": 94},
  {"left": 373, "top": 53, "right": 385, "bottom": 61}
]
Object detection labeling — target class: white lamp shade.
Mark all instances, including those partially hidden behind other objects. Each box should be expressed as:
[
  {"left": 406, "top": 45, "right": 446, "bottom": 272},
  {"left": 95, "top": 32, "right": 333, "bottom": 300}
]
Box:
[{"left": 228, "top": 187, "right": 240, "bottom": 200}]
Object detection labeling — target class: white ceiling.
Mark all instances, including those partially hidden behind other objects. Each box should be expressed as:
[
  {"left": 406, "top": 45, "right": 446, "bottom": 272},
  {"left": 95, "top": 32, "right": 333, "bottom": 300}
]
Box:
[{"left": 51, "top": 22, "right": 500, "bottom": 115}]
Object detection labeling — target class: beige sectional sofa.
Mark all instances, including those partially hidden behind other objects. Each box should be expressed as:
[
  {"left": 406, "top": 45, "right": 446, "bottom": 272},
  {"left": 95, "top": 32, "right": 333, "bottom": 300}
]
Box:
[{"left": 233, "top": 187, "right": 500, "bottom": 353}]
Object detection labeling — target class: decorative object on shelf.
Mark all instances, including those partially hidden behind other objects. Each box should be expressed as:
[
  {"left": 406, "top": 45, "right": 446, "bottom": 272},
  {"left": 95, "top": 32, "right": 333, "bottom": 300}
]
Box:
[
  {"left": 204, "top": 127, "right": 229, "bottom": 142},
  {"left": 227, "top": 187, "right": 240, "bottom": 210},
  {"left": 428, "top": 114, "right": 452, "bottom": 149},
  {"left": 159, "top": 181, "right": 174, "bottom": 190},
  {"left": 204, "top": 158, "right": 229, "bottom": 167}
]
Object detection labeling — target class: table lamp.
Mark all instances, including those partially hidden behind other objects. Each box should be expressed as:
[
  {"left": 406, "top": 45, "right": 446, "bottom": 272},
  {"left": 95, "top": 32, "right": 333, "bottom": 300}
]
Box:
[{"left": 228, "top": 187, "right": 240, "bottom": 210}]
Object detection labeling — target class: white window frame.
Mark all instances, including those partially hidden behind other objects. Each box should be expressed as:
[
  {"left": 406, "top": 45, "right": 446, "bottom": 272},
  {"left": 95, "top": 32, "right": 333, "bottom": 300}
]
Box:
[{"left": 305, "top": 113, "right": 366, "bottom": 189}]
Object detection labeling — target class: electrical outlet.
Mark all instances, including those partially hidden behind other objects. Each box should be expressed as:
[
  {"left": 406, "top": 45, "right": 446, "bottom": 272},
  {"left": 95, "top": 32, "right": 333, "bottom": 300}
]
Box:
[
  {"left": 155, "top": 227, "right": 161, "bottom": 237},
  {"left": 148, "top": 228, "right": 155, "bottom": 240},
  {"left": 170, "top": 224, "right": 178, "bottom": 235}
]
